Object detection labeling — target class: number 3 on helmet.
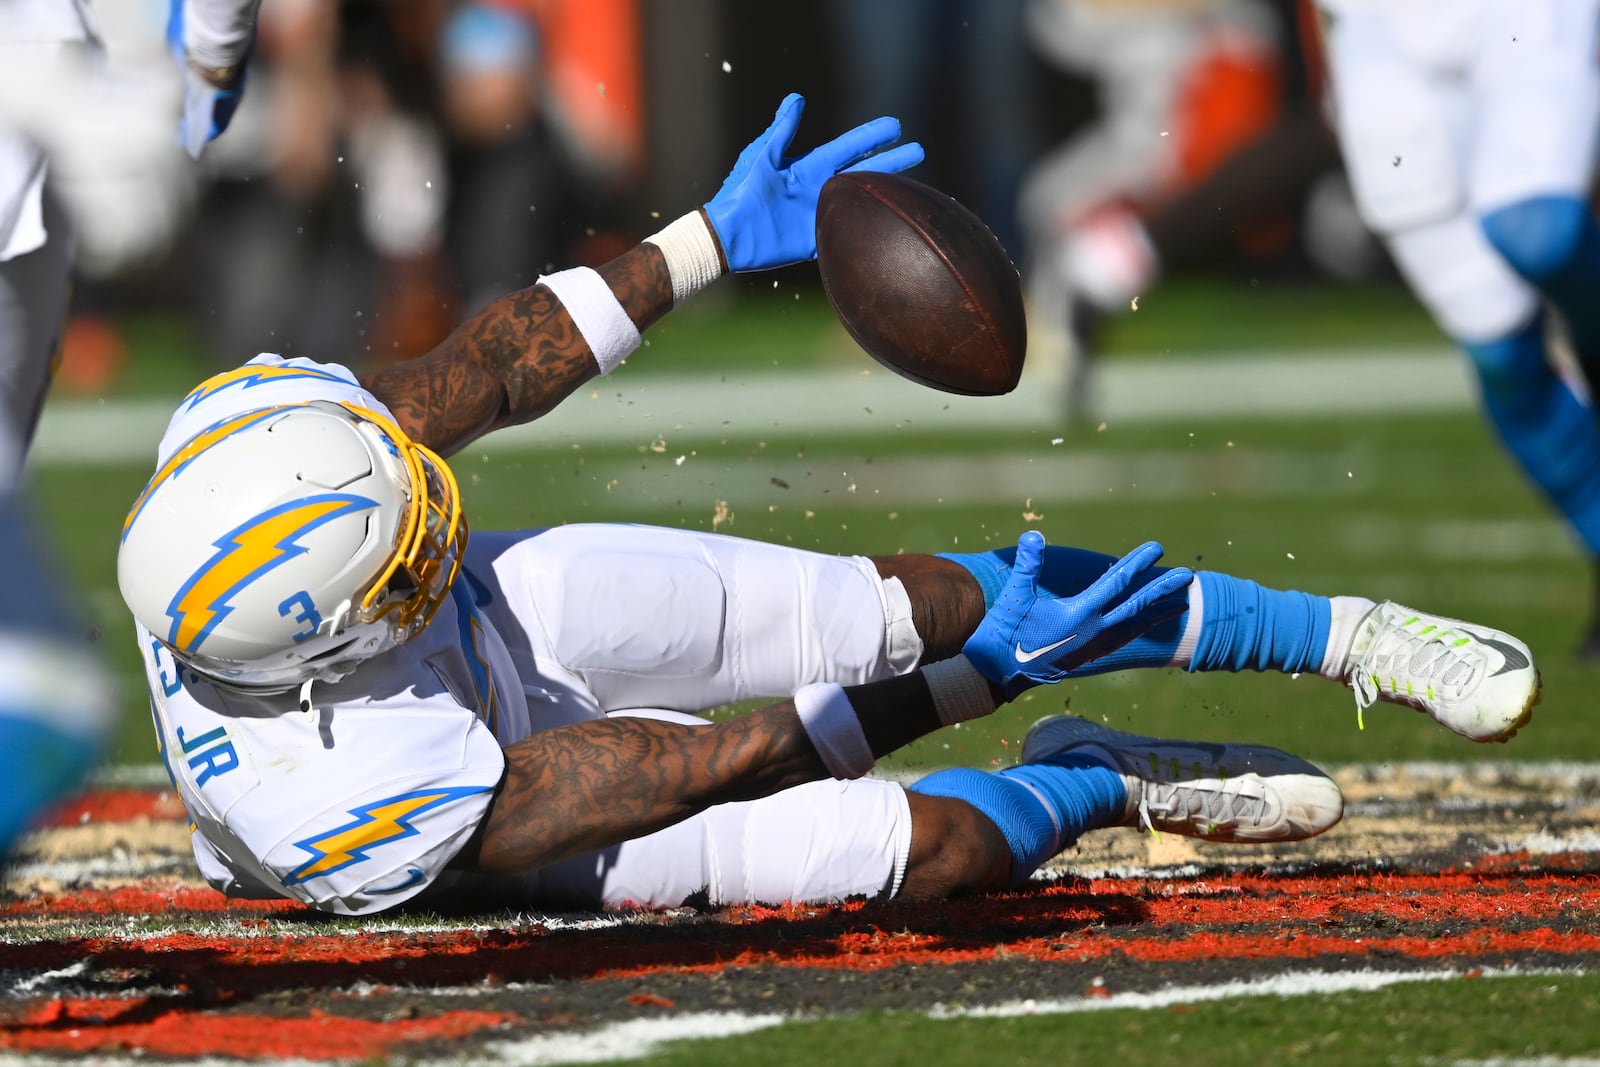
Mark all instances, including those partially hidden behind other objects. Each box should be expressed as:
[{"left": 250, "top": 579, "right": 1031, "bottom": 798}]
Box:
[{"left": 117, "top": 401, "right": 466, "bottom": 693}]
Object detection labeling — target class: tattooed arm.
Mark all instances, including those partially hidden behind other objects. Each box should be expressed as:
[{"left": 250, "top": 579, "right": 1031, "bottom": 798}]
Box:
[
  {"left": 361, "top": 95, "right": 923, "bottom": 456},
  {"left": 456, "top": 672, "right": 953, "bottom": 874},
  {"left": 361, "top": 245, "right": 675, "bottom": 457}
]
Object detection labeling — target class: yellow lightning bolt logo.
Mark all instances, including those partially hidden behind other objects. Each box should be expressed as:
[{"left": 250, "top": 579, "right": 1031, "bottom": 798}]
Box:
[
  {"left": 123, "top": 406, "right": 302, "bottom": 542},
  {"left": 283, "top": 786, "right": 490, "bottom": 885},
  {"left": 165, "top": 493, "right": 377, "bottom": 654},
  {"left": 180, "top": 364, "right": 352, "bottom": 411}
]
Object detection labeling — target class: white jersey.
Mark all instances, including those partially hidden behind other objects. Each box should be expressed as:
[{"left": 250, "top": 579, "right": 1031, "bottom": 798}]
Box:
[{"left": 137, "top": 355, "right": 543, "bottom": 915}]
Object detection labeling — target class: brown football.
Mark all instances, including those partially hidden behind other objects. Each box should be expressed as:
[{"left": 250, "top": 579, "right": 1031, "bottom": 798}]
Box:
[{"left": 815, "top": 171, "right": 1026, "bottom": 396}]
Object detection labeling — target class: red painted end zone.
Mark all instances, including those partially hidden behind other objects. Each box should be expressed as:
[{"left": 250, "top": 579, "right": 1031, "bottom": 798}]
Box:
[
  {"left": 6, "top": 854, "right": 1598, "bottom": 987},
  {"left": 6, "top": 998, "right": 515, "bottom": 1059},
  {"left": 34, "top": 788, "right": 187, "bottom": 828},
  {"left": 3, "top": 884, "right": 304, "bottom": 918}
]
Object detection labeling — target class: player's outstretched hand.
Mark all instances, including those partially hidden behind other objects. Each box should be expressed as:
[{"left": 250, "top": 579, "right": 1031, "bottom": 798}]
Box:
[
  {"left": 167, "top": 1, "right": 251, "bottom": 159},
  {"left": 704, "top": 92, "right": 924, "bottom": 273},
  {"left": 963, "top": 532, "right": 1194, "bottom": 700},
  {"left": 177, "top": 68, "right": 247, "bottom": 159}
]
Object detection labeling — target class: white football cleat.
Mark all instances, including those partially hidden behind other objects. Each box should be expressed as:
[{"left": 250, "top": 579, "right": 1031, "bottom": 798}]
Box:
[
  {"left": 1344, "top": 601, "right": 1540, "bottom": 743},
  {"left": 1020, "top": 716, "right": 1344, "bottom": 843}
]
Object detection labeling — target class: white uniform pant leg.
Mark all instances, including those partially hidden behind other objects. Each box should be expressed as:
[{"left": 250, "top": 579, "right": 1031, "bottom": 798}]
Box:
[
  {"left": 439, "top": 709, "right": 915, "bottom": 910},
  {"left": 1383, "top": 214, "right": 1539, "bottom": 343},
  {"left": 1322, "top": 3, "right": 1540, "bottom": 343},
  {"left": 473, "top": 524, "right": 923, "bottom": 713},
  {"left": 1469, "top": 0, "right": 1600, "bottom": 213},
  {"left": 525, "top": 776, "right": 913, "bottom": 910},
  {"left": 0, "top": 182, "right": 69, "bottom": 489}
]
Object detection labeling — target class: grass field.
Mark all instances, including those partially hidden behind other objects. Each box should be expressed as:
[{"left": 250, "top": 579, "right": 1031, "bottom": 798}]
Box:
[
  {"left": 9, "top": 275, "right": 1600, "bottom": 1065},
  {"left": 552, "top": 973, "right": 1600, "bottom": 1067}
]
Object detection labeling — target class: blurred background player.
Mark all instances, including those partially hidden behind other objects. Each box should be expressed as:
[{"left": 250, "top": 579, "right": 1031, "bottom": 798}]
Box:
[
  {"left": 182, "top": 0, "right": 630, "bottom": 368},
  {"left": 0, "top": 495, "right": 108, "bottom": 856},
  {"left": 824, "top": 0, "right": 1036, "bottom": 258},
  {"left": 0, "top": 3, "right": 185, "bottom": 486},
  {"left": 439, "top": 3, "right": 586, "bottom": 315},
  {"left": 0, "top": 0, "right": 257, "bottom": 857},
  {"left": 1315, "top": 0, "right": 1600, "bottom": 659},
  {"left": 1018, "top": 0, "right": 1361, "bottom": 415},
  {"left": 183, "top": 0, "right": 456, "bottom": 366}
]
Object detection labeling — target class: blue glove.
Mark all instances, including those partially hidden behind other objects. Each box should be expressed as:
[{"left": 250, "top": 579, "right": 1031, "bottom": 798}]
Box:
[
  {"left": 704, "top": 92, "right": 925, "bottom": 272},
  {"left": 963, "top": 532, "right": 1194, "bottom": 700},
  {"left": 167, "top": 0, "right": 251, "bottom": 159}
]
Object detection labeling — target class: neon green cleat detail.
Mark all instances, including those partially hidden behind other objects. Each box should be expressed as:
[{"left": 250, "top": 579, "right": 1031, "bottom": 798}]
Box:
[{"left": 1344, "top": 601, "right": 1539, "bottom": 743}]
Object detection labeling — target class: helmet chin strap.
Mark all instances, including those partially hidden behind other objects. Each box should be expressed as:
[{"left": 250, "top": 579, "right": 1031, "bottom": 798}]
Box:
[
  {"left": 301, "top": 598, "right": 356, "bottom": 714},
  {"left": 299, "top": 676, "right": 338, "bottom": 750}
]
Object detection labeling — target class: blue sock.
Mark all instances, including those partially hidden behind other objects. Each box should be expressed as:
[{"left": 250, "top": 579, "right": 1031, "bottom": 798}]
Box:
[
  {"left": 1189, "top": 571, "right": 1331, "bottom": 674},
  {"left": 939, "top": 544, "right": 1188, "bottom": 673},
  {"left": 909, "top": 756, "right": 1126, "bottom": 885},
  {"left": 1482, "top": 195, "right": 1600, "bottom": 361},
  {"left": 1459, "top": 320, "right": 1600, "bottom": 556},
  {"left": 939, "top": 546, "right": 1331, "bottom": 676}
]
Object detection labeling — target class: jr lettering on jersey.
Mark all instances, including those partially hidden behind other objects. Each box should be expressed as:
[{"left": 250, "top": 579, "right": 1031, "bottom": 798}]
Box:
[{"left": 176, "top": 725, "right": 239, "bottom": 787}]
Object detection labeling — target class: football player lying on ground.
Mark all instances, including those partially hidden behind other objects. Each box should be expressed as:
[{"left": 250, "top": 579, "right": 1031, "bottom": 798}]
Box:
[{"left": 118, "top": 94, "right": 1540, "bottom": 916}]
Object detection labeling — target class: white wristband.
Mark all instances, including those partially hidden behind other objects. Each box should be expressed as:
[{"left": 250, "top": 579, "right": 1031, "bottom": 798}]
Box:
[
  {"left": 643, "top": 211, "right": 724, "bottom": 306},
  {"left": 920, "top": 655, "right": 997, "bottom": 727},
  {"left": 537, "top": 266, "right": 642, "bottom": 375},
  {"left": 794, "top": 682, "right": 875, "bottom": 780}
]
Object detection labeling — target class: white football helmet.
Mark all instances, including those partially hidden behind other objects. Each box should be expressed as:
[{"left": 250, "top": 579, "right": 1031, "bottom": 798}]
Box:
[{"left": 118, "top": 401, "right": 465, "bottom": 692}]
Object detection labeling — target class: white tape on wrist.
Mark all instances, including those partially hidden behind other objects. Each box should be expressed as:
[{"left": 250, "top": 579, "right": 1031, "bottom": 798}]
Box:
[
  {"left": 537, "top": 266, "right": 642, "bottom": 375},
  {"left": 920, "top": 655, "right": 997, "bottom": 727},
  {"left": 643, "top": 211, "right": 724, "bottom": 306},
  {"left": 794, "top": 681, "right": 875, "bottom": 780}
]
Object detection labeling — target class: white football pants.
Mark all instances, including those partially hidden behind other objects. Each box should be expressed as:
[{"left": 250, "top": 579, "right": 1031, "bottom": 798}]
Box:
[{"left": 441, "top": 524, "right": 926, "bottom": 909}]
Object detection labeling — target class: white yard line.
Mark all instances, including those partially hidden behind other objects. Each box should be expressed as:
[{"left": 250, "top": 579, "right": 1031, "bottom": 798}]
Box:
[
  {"left": 473, "top": 966, "right": 1581, "bottom": 1066},
  {"left": 6, "top": 967, "right": 1554, "bottom": 1067},
  {"left": 575, "top": 446, "right": 1373, "bottom": 508},
  {"left": 27, "top": 348, "right": 1471, "bottom": 468}
]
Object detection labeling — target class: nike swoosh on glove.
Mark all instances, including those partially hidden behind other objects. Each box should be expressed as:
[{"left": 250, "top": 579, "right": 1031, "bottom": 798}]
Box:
[{"left": 962, "top": 531, "right": 1194, "bottom": 700}]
